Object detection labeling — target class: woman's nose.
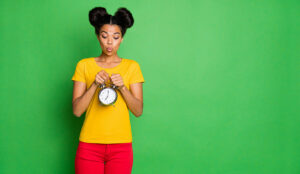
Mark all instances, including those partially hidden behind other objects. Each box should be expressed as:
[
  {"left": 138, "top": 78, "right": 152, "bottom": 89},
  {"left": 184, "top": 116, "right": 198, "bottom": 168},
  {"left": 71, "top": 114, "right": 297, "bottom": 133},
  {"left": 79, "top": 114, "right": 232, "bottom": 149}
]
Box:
[{"left": 107, "top": 37, "right": 112, "bottom": 44}]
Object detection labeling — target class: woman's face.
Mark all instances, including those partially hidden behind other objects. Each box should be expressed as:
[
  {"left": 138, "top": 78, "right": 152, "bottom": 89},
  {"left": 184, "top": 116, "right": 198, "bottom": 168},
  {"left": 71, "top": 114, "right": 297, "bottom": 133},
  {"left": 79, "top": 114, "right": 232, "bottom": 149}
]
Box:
[{"left": 97, "top": 24, "right": 123, "bottom": 55}]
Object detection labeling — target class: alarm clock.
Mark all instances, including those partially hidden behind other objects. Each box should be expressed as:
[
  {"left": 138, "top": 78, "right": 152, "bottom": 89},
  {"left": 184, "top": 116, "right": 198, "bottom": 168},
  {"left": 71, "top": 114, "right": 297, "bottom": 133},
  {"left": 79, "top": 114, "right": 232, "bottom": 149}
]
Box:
[{"left": 98, "top": 83, "right": 118, "bottom": 106}]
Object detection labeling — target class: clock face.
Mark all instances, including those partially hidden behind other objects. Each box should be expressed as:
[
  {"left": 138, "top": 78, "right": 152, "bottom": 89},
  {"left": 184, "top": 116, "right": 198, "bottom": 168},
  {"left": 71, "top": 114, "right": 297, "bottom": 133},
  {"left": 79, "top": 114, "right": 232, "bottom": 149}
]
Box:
[{"left": 99, "top": 88, "right": 117, "bottom": 105}]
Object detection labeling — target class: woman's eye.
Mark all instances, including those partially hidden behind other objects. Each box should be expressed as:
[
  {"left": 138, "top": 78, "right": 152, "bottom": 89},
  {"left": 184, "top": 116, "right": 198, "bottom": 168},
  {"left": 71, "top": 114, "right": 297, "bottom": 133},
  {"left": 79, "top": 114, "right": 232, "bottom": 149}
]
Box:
[{"left": 101, "top": 35, "right": 118, "bottom": 40}]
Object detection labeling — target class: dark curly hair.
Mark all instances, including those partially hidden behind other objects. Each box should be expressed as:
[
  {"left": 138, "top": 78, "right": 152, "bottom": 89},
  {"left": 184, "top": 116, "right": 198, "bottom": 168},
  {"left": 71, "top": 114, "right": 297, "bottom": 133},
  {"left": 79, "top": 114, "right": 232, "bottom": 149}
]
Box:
[{"left": 89, "top": 7, "right": 134, "bottom": 37}]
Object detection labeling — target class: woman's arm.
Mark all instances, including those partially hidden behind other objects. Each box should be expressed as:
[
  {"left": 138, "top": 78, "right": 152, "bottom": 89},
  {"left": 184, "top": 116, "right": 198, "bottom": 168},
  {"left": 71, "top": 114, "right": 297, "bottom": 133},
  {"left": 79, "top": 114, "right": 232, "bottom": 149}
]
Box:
[
  {"left": 119, "top": 83, "right": 144, "bottom": 117},
  {"left": 72, "top": 81, "right": 98, "bottom": 117}
]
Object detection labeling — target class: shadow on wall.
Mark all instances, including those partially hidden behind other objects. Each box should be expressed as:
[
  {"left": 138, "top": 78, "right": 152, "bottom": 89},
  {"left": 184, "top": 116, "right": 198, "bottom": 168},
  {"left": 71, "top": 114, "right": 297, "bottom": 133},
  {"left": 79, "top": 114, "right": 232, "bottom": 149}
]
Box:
[{"left": 46, "top": 25, "right": 96, "bottom": 173}]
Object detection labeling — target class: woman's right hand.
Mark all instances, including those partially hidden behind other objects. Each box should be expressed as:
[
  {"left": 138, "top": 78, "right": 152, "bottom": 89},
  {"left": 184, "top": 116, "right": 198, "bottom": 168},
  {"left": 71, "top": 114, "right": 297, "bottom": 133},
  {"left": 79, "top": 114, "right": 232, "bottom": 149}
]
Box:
[{"left": 94, "top": 70, "right": 110, "bottom": 85}]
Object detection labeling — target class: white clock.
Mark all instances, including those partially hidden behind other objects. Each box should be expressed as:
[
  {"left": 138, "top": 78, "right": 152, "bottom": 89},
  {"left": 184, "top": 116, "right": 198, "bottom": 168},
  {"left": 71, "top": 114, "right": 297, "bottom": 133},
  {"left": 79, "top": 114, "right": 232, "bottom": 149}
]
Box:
[{"left": 98, "top": 83, "right": 118, "bottom": 106}]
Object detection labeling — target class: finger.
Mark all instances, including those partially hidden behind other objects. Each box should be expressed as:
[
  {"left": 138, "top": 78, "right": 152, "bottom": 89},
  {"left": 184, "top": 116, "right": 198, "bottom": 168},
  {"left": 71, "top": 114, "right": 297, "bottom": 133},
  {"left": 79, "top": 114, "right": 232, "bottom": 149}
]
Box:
[
  {"left": 106, "top": 74, "right": 112, "bottom": 82},
  {"left": 112, "top": 80, "right": 123, "bottom": 85},
  {"left": 98, "top": 70, "right": 104, "bottom": 75},
  {"left": 111, "top": 73, "right": 117, "bottom": 78},
  {"left": 105, "top": 73, "right": 110, "bottom": 80},
  {"left": 104, "top": 71, "right": 109, "bottom": 77},
  {"left": 112, "top": 73, "right": 121, "bottom": 77},
  {"left": 113, "top": 77, "right": 122, "bottom": 82},
  {"left": 95, "top": 78, "right": 101, "bottom": 84},
  {"left": 97, "top": 76, "right": 105, "bottom": 84},
  {"left": 100, "top": 74, "right": 107, "bottom": 80},
  {"left": 111, "top": 74, "right": 121, "bottom": 79},
  {"left": 95, "top": 74, "right": 100, "bottom": 80}
]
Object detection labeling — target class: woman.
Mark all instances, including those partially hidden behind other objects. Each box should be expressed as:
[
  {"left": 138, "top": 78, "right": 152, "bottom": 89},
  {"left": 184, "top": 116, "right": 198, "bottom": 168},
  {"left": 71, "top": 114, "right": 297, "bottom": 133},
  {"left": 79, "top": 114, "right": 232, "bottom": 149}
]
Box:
[{"left": 71, "top": 7, "right": 145, "bottom": 174}]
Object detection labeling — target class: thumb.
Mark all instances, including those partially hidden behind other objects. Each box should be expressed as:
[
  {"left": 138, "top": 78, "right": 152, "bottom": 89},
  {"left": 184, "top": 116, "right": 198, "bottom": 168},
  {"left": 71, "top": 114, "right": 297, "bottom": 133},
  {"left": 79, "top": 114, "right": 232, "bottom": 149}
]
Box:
[
  {"left": 109, "top": 74, "right": 113, "bottom": 81},
  {"left": 111, "top": 73, "right": 115, "bottom": 79}
]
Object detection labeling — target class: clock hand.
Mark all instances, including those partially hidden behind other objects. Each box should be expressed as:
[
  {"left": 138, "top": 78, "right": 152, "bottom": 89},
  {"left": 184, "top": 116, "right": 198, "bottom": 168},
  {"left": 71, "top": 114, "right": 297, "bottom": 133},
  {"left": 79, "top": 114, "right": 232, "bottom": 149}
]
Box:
[{"left": 105, "top": 90, "right": 109, "bottom": 100}]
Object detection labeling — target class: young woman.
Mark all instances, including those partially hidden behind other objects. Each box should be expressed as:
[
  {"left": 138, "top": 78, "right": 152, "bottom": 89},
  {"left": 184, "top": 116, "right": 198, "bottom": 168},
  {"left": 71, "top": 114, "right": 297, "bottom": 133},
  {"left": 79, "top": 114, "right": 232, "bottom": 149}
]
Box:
[{"left": 71, "top": 7, "right": 145, "bottom": 174}]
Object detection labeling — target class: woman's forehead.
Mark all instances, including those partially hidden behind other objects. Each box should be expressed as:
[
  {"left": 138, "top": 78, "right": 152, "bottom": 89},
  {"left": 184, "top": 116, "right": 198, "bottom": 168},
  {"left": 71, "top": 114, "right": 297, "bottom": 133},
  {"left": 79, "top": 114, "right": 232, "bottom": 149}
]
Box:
[{"left": 100, "top": 24, "right": 121, "bottom": 34}]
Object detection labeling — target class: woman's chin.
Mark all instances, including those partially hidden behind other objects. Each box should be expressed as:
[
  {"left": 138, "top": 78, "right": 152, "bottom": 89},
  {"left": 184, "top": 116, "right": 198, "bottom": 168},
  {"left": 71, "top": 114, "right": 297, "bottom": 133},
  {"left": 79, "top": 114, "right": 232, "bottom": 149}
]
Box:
[{"left": 103, "top": 51, "right": 113, "bottom": 55}]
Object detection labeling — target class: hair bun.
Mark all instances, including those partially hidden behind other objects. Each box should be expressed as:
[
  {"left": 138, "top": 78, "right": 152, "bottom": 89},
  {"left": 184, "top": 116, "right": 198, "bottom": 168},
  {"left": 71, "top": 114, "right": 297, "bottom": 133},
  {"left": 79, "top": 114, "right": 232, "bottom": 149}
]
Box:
[
  {"left": 89, "top": 7, "right": 109, "bottom": 27},
  {"left": 114, "top": 7, "right": 134, "bottom": 29}
]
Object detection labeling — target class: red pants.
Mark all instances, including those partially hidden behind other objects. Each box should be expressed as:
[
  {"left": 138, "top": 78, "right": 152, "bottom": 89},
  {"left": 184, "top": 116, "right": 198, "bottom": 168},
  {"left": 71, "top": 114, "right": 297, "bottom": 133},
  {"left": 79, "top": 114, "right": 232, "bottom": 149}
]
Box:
[{"left": 75, "top": 141, "right": 133, "bottom": 174}]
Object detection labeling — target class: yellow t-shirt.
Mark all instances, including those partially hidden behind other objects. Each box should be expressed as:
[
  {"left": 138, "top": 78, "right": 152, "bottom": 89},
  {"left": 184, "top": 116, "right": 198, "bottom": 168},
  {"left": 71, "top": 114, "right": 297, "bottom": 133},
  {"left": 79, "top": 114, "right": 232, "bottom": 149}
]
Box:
[{"left": 71, "top": 57, "right": 145, "bottom": 144}]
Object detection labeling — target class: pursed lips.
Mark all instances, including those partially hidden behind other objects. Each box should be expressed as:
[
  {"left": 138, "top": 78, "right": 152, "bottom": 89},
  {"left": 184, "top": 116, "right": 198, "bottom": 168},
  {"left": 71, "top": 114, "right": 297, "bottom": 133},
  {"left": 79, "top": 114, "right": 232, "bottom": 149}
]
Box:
[{"left": 106, "top": 47, "right": 113, "bottom": 51}]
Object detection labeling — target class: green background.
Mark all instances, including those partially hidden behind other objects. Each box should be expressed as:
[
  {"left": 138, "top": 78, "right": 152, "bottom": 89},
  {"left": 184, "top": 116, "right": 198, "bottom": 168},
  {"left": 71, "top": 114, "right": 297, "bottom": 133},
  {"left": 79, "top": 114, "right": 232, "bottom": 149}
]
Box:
[{"left": 0, "top": 0, "right": 299, "bottom": 173}]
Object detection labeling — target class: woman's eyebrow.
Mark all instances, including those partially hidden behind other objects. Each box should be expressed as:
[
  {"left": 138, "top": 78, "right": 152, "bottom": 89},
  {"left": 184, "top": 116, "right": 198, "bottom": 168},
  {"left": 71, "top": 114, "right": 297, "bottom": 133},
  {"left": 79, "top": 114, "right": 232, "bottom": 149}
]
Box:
[{"left": 100, "top": 31, "right": 120, "bottom": 34}]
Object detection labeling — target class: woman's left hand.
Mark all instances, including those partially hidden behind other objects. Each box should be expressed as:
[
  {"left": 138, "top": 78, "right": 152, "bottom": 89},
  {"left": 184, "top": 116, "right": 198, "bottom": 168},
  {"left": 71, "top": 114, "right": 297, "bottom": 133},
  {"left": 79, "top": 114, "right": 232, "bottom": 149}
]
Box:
[{"left": 110, "top": 73, "right": 125, "bottom": 90}]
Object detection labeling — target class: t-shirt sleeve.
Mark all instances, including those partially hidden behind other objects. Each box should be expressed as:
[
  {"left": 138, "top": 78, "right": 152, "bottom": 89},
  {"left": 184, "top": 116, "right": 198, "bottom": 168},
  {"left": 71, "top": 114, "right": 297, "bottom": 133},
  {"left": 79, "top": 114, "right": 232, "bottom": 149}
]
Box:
[
  {"left": 129, "top": 61, "right": 145, "bottom": 85},
  {"left": 71, "top": 60, "right": 86, "bottom": 83}
]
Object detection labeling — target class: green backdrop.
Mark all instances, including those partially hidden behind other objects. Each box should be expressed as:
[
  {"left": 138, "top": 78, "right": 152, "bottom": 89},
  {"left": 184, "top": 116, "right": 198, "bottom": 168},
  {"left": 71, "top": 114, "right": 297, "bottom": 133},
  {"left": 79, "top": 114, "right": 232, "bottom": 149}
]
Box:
[{"left": 0, "top": 0, "right": 299, "bottom": 173}]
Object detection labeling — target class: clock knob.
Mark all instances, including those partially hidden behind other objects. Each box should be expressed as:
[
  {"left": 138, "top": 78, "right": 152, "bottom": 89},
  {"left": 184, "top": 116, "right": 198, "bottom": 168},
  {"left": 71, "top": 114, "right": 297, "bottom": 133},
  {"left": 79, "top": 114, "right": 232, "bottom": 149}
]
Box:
[
  {"left": 111, "top": 84, "right": 118, "bottom": 89},
  {"left": 99, "top": 83, "right": 106, "bottom": 89}
]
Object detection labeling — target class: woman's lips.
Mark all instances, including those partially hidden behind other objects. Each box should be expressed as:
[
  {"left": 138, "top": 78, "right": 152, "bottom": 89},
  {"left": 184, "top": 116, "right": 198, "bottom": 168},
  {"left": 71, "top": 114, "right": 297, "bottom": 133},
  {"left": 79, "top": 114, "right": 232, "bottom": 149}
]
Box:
[{"left": 106, "top": 47, "right": 112, "bottom": 52}]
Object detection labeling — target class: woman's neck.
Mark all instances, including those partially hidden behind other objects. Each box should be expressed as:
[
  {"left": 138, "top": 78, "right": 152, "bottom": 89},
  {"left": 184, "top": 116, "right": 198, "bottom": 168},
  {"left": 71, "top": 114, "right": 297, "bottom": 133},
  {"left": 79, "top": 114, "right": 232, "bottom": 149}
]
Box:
[{"left": 97, "top": 53, "right": 121, "bottom": 63}]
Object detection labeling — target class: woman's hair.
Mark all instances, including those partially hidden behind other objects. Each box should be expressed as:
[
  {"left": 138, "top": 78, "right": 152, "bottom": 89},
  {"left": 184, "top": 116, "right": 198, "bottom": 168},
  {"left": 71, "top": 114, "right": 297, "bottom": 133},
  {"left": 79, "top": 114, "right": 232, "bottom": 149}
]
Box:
[{"left": 89, "top": 7, "right": 134, "bottom": 37}]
